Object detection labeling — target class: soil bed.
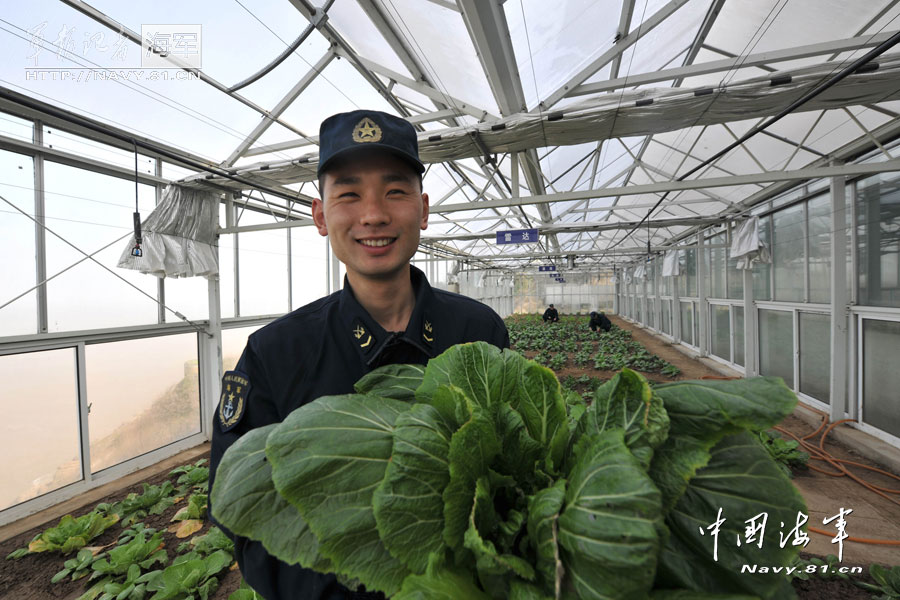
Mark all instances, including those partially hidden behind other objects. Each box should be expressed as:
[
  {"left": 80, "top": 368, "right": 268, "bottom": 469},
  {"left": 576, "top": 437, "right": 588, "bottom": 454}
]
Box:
[{"left": 0, "top": 458, "right": 241, "bottom": 600}]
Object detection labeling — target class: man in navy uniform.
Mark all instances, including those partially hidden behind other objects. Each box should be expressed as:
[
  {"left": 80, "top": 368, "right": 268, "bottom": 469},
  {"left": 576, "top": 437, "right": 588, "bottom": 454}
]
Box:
[
  {"left": 589, "top": 310, "right": 612, "bottom": 333},
  {"left": 542, "top": 303, "right": 559, "bottom": 323},
  {"left": 208, "top": 110, "right": 509, "bottom": 599}
]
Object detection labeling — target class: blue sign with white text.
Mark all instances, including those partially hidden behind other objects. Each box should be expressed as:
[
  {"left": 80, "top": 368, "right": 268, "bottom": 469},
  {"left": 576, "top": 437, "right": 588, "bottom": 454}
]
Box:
[
  {"left": 538, "top": 265, "right": 556, "bottom": 272},
  {"left": 496, "top": 229, "right": 539, "bottom": 244}
]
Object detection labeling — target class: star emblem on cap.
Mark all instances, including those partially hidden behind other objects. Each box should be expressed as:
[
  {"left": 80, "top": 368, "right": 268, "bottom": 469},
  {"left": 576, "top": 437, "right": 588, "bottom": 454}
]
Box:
[{"left": 352, "top": 117, "right": 382, "bottom": 143}]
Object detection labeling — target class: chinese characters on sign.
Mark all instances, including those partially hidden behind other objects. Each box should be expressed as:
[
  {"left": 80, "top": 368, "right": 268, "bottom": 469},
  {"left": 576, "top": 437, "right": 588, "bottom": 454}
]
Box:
[
  {"left": 495, "top": 229, "right": 539, "bottom": 245},
  {"left": 698, "top": 508, "right": 853, "bottom": 562}
]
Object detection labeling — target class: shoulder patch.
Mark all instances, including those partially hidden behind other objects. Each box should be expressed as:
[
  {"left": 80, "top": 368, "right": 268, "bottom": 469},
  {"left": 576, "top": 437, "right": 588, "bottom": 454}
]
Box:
[{"left": 219, "top": 370, "right": 251, "bottom": 432}]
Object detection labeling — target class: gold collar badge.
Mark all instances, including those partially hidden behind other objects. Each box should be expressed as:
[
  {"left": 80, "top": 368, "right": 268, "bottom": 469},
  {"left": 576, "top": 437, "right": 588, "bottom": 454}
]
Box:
[
  {"left": 352, "top": 117, "right": 382, "bottom": 143},
  {"left": 423, "top": 320, "right": 433, "bottom": 342}
]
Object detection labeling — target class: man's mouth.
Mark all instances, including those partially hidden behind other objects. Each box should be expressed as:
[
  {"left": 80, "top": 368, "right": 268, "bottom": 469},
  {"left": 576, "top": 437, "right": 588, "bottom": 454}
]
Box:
[{"left": 358, "top": 238, "right": 396, "bottom": 247}]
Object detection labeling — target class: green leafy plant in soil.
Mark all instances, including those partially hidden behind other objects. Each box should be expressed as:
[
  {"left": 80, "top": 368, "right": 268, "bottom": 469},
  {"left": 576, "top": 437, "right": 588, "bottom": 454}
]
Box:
[
  {"left": 758, "top": 429, "right": 810, "bottom": 478},
  {"left": 6, "top": 511, "right": 119, "bottom": 559},
  {"left": 96, "top": 481, "right": 178, "bottom": 528},
  {"left": 116, "top": 549, "right": 232, "bottom": 600},
  {"left": 212, "top": 341, "right": 807, "bottom": 599},
  {"left": 74, "top": 528, "right": 170, "bottom": 600},
  {"left": 170, "top": 459, "right": 210, "bottom": 495},
  {"left": 857, "top": 564, "right": 900, "bottom": 599},
  {"left": 171, "top": 493, "right": 208, "bottom": 522}
]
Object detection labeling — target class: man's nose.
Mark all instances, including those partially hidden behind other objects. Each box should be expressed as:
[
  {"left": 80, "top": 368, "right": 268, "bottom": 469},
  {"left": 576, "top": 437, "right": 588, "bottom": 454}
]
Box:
[{"left": 358, "top": 192, "right": 391, "bottom": 226}]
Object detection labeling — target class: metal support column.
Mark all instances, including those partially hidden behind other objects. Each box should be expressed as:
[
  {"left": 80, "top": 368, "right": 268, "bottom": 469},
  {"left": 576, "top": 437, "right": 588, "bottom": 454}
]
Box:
[
  {"left": 613, "top": 267, "right": 620, "bottom": 314},
  {"left": 655, "top": 260, "right": 662, "bottom": 331},
  {"left": 742, "top": 268, "right": 758, "bottom": 376},
  {"left": 33, "top": 120, "right": 48, "bottom": 334},
  {"left": 829, "top": 168, "right": 849, "bottom": 420},
  {"left": 202, "top": 274, "right": 223, "bottom": 441},
  {"left": 672, "top": 276, "right": 682, "bottom": 342},
  {"left": 698, "top": 234, "right": 709, "bottom": 356},
  {"left": 641, "top": 273, "right": 648, "bottom": 326}
]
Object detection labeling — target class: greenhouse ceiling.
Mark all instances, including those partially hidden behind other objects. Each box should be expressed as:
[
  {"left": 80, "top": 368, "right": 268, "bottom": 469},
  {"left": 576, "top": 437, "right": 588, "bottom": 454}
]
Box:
[{"left": 2, "top": 0, "right": 900, "bottom": 270}]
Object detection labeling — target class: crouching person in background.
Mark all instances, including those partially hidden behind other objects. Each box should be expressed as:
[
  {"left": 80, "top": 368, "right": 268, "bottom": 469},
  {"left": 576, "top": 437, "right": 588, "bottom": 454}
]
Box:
[{"left": 589, "top": 310, "right": 612, "bottom": 333}]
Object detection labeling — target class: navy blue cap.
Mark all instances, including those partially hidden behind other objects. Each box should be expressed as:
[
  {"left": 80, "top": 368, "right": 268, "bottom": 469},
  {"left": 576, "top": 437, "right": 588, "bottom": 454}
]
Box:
[{"left": 317, "top": 109, "right": 425, "bottom": 177}]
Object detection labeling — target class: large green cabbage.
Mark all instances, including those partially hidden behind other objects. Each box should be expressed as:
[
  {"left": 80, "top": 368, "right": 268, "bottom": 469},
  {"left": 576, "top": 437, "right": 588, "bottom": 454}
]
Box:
[{"left": 211, "top": 342, "right": 805, "bottom": 599}]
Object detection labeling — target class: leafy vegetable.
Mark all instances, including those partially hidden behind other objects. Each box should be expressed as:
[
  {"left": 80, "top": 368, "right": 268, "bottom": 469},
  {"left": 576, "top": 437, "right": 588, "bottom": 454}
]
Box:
[
  {"left": 52, "top": 547, "right": 99, "bottom": 583},
  {"left": 142, "top": 549, "right": 232, "bottom": 600},
  {"left": 171, "top": 493, "right": 208, "bottom": 522},
  {"left": 25, "top": 511, "right": 119, "bottom": 555},
  {"left": 758, "top": 429, "right": 809, "bottom": 477},
  {"left": 98, "top": 482, "right": 178, "bottom": 527},
  {"left": 212, "top": 342, "right": 805, "bottom": 598},
  {"left": 857, "top": 564, "right": 900, "bottom": 599},
  {"left": 170, "top": 459, "right": 210, "bottom": 495}
]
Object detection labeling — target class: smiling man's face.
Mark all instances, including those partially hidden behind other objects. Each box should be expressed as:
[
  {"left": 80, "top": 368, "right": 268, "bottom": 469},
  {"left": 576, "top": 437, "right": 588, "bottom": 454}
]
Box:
[{"left": 312, "top": 152, "right": 429, "bottom": 285}]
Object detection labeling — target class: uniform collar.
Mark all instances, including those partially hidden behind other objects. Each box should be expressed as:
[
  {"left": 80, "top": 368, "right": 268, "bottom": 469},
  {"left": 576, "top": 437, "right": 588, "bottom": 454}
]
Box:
[{"left": 338, "top": 265, "right": 436, "bottom": 367}]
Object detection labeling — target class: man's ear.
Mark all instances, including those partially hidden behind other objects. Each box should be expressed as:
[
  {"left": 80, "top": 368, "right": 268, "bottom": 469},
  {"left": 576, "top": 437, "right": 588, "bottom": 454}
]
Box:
[
  {"left": 312, "top": 197, "right": 328, "bottom": 236},
  {"left": 420, "top": 192, "right": 429, "bottom": 230}
]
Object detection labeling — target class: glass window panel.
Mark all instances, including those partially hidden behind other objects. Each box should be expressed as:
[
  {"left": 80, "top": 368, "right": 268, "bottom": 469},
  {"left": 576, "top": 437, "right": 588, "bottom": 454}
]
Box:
[
  {"left": 0, "top": 110, "right": 33, "bottom": 142},
  {"left": 734, "top": 306, "right": 745, "bottom": 367},
  {"left": 680, "top": 301, "right": 694, "bottom": 345},
  {"left": 43, "top": 127, "right": 157, "bottom": 175},
  {"left": 708, "top": 234, "right": 726, "bottom": 298},
  {"left": 759, "top": 309, "right": 794, "bottom": 388},
  {"left": 686, "top": 247, "right": 697, "bottom": 297},
  {"left": 808, "top": 195, "right": 832, "bottom": 303},
  {"left": 662, "top": 299, "right": 671, "bottom": 335},
  {"left": 86, "top": 334, "right": 200, "bottom": 473},
  {"left": 222, "top": 324, "right": 263, "bottom": 372},
  {"left": 754, "top": 215, "right": 772, "bottom": 300},
  {"left": 1, "top": 348, "right": 81, "bottom": 511},
  {"left": 237, "top": 208, "right": 288, "bottom": 317},
  {"left": 726, "top": 240, "right": 743, "bottom": 300},
  {"left": 0, "top": 149, "right": 37, "bottom": 336},
  {"left": 773, "top": 204, "right": 805, "bottom": 301},
  {"left": 163, "top": 276, "right": 209, "bottom": 322},
  {"left": 710, "top": 304, "right": 731, "bottom": 361},
  {"left": 863, "top": 319, "right": 900, "bottom": 438},
  {"left": 44, "top": 162, "right": 158, "bottom": 332},
  {"left": 857, "top": 172, "right": 900, "bottom": 308},
  {"left": 291, "top": 227, "right": 327, "bottom": 310},
  {"left": 799, "top": 312, "right": 831, "bottom": 403}
]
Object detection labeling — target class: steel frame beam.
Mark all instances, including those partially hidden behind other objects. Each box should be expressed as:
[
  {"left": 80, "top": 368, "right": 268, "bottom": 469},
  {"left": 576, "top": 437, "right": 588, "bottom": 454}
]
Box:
[{"left": 572, "top": 31, "right": 900, "bottom": 97}]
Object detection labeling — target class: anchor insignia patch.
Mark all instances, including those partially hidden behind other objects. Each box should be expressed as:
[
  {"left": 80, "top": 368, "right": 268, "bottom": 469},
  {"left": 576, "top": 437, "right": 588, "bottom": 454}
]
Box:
[{"left": 219, "top": 371, "right": 250, "bottom": 432}]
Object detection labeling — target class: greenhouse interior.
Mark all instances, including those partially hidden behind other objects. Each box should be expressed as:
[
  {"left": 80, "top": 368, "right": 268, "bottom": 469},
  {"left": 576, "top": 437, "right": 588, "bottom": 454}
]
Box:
[{"left": 2, "top": 0, "right": 900, "bottom": 598}]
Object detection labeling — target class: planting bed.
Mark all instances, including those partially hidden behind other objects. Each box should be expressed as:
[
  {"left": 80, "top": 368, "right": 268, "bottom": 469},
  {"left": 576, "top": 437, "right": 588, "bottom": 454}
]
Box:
[{"left": 0, "top": 459, "right": 244, "bottom": 600}]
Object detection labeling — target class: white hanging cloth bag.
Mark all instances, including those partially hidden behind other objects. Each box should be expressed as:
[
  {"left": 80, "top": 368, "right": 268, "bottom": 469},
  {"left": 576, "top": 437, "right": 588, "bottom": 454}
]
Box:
[
  {"left": 118, "top": 184, "right": 219, "bottom": 278},
  {"left": 662, "top": 249, "right": 680, "bottom": 277},
  {"left": 730, "top": 216, "right": 771, "bottom": 269}
]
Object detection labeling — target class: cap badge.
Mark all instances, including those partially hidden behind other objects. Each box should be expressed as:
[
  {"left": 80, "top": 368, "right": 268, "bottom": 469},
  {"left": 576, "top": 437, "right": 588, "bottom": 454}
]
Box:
[{"left": 352, "top": 117, "right": 382, "bottom": 143}]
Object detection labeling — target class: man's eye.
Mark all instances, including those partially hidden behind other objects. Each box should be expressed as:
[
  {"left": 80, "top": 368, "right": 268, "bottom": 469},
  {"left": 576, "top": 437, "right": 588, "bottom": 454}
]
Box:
[{"left": 388, "top": 188, "right": 407, "bottom": 195}]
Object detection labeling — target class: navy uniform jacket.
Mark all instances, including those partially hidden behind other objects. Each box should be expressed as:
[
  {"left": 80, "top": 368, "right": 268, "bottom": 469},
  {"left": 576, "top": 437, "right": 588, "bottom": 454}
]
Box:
[{"left": 208, "top": 266, "right": 509, "bottom": 600}]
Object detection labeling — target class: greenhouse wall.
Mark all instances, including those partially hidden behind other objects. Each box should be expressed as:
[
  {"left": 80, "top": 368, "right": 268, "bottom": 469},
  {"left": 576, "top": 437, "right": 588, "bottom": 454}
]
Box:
[
  {"left": 458, "top": 269, "right": 615, "bottom": 318},
  {"left": 617, "top": 158, "right": 900, "bottom": 448}
]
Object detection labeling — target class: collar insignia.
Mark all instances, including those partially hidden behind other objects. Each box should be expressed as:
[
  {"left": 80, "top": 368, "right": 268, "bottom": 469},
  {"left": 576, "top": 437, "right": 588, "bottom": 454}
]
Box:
[
  {"left": 352, "top": 117, "right": 382, "bottom": 143},
  {"left": 422, "top": 319, "right": 434, "bottom": 344},
  {"left": 218, "top": 371, "right": 250, "bottom": 432},
  {"left": 352, "top": 319, "right": 375, "bottom": 351}
]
